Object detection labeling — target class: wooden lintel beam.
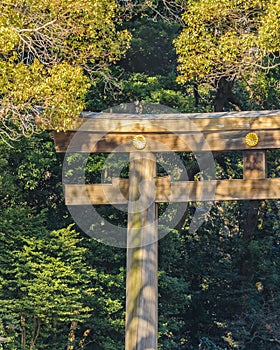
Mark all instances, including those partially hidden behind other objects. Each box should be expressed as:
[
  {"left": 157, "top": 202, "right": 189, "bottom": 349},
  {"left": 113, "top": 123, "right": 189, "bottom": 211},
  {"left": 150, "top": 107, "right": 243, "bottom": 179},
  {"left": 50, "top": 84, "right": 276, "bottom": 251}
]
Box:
[
  {"left": 54, "top": 110, "right": 280, "bottom": 133},
  {"left": 53, "top": 129, "right": 280, "bottom": 153},
  {"left": 65, "top": 178, "right": 280, "bottom": 205}
]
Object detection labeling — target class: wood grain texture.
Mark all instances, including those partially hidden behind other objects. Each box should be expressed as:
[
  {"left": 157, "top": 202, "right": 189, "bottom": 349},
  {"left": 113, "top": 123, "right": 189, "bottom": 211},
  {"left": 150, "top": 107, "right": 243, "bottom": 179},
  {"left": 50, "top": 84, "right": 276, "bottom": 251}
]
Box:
[
  {"left": 169, "top": 178, "right": 280, "bottom": 202},
  {"left": 125, "top": 152, "right": 158, "bottom": 350},
  {"left": 58, "top": 110, "right": 280, "bottom": 133},
  {"left": 52, "top": 110, "right": 280, "bottom": 350},
  {"left": 53, "top": 129, "right": 280, "bottom": 153},
  {"left": 65, "top": 178, "right": 280, "bottom": 204}
]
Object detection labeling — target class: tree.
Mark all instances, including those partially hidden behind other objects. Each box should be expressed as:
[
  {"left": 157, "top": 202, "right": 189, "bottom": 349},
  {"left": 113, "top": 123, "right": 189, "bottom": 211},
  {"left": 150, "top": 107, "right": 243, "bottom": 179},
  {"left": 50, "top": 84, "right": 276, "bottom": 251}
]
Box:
[
  {"left": 0, "top": 135, "right": 127, "bottom": 349},
  {"left": 0, "top": 0, "right": 131, "bottom": 141},
  {"left": 0, "top": 206, "right": 92, "bottom": 349},
  {"left": 174, "top": 0, "right": 280, "bottom": 111}
]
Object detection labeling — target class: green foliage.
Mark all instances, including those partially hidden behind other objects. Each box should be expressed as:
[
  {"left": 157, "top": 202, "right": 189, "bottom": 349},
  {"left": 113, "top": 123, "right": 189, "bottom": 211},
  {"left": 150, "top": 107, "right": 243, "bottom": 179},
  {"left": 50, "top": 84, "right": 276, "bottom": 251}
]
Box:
[
  {"left": 0, "top": 0, "right": 131, "bottom": 135},
  {"left": 0, "top": 132, "right": 65, "bottom": 230},
  {"left": 86, "top": 72, "right": 198, "bottom": 113},
  {"left": 0, "top": 136, "right": 127, "bottom": 349},
  {"left": 237, "top": 67, "right": 280, "bottom": 110},
  {"left": 174, "top": 0, "right": 280, "bottom": 84},
  {"left": 158, "top": 230, "right": 191, "bottom": 349},
  {"left": 0, "top": 204, "right": 92, "bottom": 349},
  {"left": 119, "top": 17, "right": 180, "bottom": 75}
]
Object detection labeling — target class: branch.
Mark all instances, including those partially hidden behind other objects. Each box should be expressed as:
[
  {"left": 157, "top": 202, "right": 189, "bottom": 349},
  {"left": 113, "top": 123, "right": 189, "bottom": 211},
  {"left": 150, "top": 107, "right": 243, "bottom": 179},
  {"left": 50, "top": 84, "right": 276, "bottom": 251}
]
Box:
[
  {"left": 254, "top": 61, "right": 280, "bottom": 71},
  {"left": 13, "top": 19, "right": 57, "bottom": 33}
]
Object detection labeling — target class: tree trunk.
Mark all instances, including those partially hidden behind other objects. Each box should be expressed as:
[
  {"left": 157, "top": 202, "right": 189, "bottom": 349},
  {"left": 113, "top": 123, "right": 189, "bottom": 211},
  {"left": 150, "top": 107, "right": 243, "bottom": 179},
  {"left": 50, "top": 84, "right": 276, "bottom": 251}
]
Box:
[
  {"left": 193, "top": 82, "right": 199, "bottom": 108},
  {"left": 30, "top": 318, "right": 41, "bottom": 350},
  {"left": 67, "top": 320, "right": 78, "bottom": 350},
  {"left": 21, "top": 315, "right": 26, "bottom": 348},
  {"left": 214, "top": 78, "right": 234, "bottom": 112},
  {"left": 125, "top": 152, "right": 158, "bottom": 350}
]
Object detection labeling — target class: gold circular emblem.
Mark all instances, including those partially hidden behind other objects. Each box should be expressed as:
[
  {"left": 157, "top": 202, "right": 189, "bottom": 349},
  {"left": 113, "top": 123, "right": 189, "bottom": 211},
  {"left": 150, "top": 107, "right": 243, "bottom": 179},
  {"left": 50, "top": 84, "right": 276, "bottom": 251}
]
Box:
[
  {"left": 132, "top": 135, "right": 147, "bottom": 150},
  {"left": 245, "top": 132, "right": 259, "bottom": 147}
]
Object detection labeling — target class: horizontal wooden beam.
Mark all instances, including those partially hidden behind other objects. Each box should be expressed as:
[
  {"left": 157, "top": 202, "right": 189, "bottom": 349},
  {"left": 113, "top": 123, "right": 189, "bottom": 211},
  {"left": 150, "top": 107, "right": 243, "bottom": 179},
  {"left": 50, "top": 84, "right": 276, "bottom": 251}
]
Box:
[
  {"left": 53, "top": 129, "right": 280, "bottom": 153},
  {"left": 64, "top": 178, "right": 169, "bottom": 205},
  {"left": 64, "top": 178, "right": 280, "bottom": 205},
  {"left": 62, "top": 110, "right": 280, "bottom": 133},
  {"left": 169, "top": 178, "right": 280, "bottom": 202}
]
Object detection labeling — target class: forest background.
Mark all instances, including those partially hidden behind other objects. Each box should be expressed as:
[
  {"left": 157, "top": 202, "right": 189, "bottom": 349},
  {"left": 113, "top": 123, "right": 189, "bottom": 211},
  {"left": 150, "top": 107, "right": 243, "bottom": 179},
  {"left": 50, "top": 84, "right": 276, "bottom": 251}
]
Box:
[{"left": 0, "top": 0, "right": 280, "bottom": 349}]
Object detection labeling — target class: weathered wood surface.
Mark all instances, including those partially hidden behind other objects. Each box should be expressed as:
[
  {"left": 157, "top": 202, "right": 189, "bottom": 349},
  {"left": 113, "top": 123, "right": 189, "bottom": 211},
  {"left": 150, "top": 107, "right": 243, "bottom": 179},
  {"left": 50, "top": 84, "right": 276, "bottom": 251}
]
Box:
[
  {"left": 168, "top": 178, "right": 280, "bottom": 202},
  {"left": 64, "top": 110, "right": 280, "bottom": 132},
  {"left": 53, "top": 129, "right": 280, "bottom": 153},
  {"left": 126, "top": 152, "right": 158, "bottom": 350},
  {"left": 65, "top": 178, "right": 280, "bottom": 204}
]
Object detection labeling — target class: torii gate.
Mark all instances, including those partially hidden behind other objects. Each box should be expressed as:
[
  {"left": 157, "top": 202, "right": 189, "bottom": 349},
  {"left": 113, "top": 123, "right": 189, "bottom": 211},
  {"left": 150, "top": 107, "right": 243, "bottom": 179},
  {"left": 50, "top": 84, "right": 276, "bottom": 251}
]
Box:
[{"left": 52, "top": 110, "right": 280, "bottom": 350}]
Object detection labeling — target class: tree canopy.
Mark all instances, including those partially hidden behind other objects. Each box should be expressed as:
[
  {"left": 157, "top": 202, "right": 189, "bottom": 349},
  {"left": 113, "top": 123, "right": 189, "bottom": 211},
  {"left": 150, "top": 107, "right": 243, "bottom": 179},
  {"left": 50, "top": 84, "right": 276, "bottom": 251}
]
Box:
[
  {"left": 174, "top": 0, "right": 280, "bottom": 110},
  {"left": 0, "top": 0, "right": 131, "bottom": 139},
  {"left": 174, "top": 0, "right": 280, "bottom": 84}
]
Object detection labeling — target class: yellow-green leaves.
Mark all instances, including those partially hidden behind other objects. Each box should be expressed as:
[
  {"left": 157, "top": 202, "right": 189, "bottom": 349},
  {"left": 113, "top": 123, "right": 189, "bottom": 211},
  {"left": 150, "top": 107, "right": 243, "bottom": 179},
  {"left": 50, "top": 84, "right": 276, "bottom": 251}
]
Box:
[
  {"left": 0, "top": 60, "right": 90, "bottom": 132},
  {"left": 0, "top": 0, "right": 131, "bottom": 66},
  {"left": 0, "top": 0, "right": 131, "bottom": 136},
  {"left": 258, "top": 0, "right": 280, "bottom": 52},
  {"left": 0, "top": 25, "right": 18, "bottom": 54},
  {"left": 37, "top": 63, "right": 90, "bottom": 131},
  {"left": 174, "top": 0, "right": 280, "bottom": 84}
]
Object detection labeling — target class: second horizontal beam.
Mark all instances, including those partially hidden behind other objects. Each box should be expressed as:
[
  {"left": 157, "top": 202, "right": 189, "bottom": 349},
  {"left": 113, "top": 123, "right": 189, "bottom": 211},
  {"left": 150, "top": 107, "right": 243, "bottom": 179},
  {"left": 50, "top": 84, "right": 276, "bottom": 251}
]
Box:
[{"left": 65, "top": 178, "right": 280, "bottom": 205}]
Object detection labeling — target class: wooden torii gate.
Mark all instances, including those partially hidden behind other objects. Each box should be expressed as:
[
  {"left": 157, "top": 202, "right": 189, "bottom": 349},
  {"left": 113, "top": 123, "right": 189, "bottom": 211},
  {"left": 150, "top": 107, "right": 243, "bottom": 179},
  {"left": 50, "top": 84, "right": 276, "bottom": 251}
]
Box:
[{"left": 53, "top": 110, "right": 280, "bottom": 350}]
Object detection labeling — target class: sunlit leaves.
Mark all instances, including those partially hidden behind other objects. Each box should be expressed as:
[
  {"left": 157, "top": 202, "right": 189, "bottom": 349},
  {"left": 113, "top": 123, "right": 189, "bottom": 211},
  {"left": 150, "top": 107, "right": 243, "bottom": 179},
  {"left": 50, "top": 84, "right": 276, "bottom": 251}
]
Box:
[
  {"left": 174, "top": 0, "right": 280, "bottom": 84},
  {"left": 258, "top": 0, "right": 280, "bottom": 52},
  {"left": 0, "top": 0, "right": 131, "bottom": 137}
]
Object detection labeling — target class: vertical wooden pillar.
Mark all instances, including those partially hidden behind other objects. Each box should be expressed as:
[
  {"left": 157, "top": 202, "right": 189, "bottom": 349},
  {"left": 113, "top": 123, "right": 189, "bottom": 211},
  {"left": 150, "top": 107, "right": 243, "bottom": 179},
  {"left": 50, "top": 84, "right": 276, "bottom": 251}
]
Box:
[{"left": 126, "top": 152, "right": 158, "bottom": 350}]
